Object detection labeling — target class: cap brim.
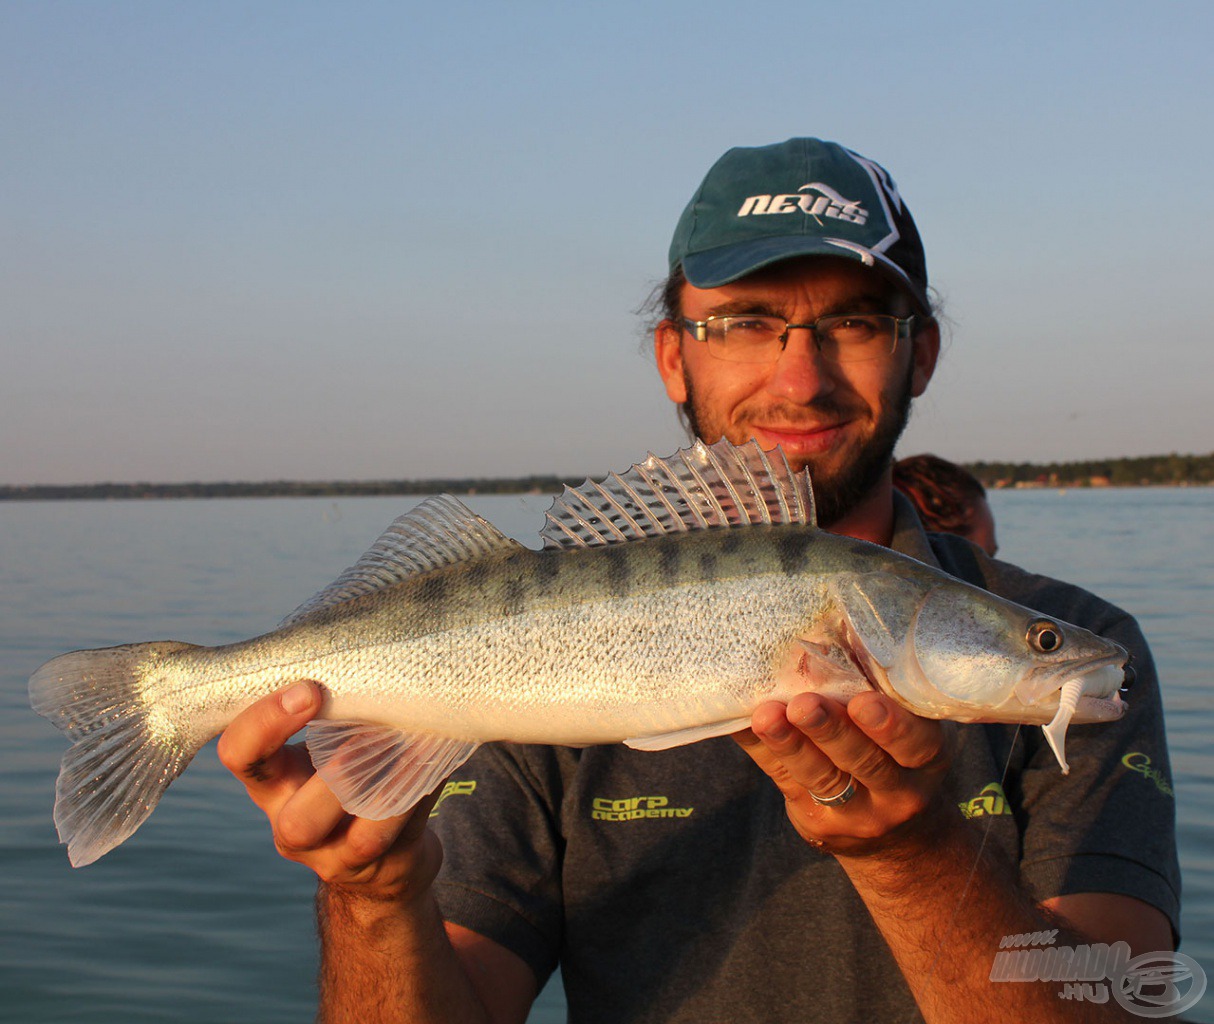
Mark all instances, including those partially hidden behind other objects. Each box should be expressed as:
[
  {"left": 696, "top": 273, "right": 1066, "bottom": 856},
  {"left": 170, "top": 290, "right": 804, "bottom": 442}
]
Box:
[{"left": 682, "top": 236, "right": 930, "bottom": 314}]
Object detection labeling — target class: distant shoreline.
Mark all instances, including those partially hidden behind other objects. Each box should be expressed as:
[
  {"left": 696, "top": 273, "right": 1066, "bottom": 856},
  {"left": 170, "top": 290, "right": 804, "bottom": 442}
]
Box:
[
  {"left": 3, "top": 452, "right": 1212, "bottom": 501},
  {"left": 1, "top": 485, "right": 1209, "bottom": 503},
  {"left": 0, "top": 477, "right": 570, "bottom": 502}
]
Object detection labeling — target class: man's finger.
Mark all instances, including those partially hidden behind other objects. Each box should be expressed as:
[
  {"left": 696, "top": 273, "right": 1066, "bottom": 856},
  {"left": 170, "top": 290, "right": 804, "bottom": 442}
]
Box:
[
  {"left": 274, "top": 772, "right": 351, "bottom": 854},
  {"left": 328, "top": 787, "right": 445, "bottom": 875},
  {"left": 216, "top": 681, "right": 322, "bottom": 808},
  {"left": 772, "top": 692, "right": 902, "bottom": 793},
  {"left": 846, "top": 692, "right": 949, "bottom": 776},
  {"left": 278, "top": 774, "right": 447, "bottom": 870},
  {"left": 400, "top": 788, "right": 444, "bottom": 843},
  {"left": 740, "top": 698, "right": 855, "bottom": 801}
]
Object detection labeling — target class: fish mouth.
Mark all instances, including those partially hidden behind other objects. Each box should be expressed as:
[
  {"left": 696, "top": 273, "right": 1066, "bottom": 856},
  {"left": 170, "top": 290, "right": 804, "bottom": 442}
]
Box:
[{"left": 1010, "top": 649, "right": 1129, "bottom": 724}]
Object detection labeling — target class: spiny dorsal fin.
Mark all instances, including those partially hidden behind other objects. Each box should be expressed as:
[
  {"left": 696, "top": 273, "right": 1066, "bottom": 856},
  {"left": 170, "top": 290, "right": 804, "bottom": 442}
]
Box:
[
  {"left": 280, "top": 495, "right": 523, "bottom": 627},
  {"left": 539, "top": 439, "right": 816, "bottom": 549}
]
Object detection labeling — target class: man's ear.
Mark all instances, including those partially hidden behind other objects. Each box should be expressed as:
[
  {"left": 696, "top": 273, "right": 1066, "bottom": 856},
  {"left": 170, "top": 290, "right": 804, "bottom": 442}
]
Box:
[
  {"left": 910, "top": 318, "right": 941, "bottom": 398},
  {"left": 654, "top": 320, "right": 688, "bottom": 404}
]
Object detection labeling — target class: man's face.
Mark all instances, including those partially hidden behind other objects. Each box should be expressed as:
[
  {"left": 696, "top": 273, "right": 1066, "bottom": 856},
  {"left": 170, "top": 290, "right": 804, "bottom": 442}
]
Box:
[{"left": 654, "top": 258, "right": 939, "bottom": 527}]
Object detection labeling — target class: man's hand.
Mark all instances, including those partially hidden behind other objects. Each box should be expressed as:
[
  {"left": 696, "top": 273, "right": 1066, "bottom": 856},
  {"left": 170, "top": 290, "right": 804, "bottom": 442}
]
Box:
[
  {"left": 738, "top": 689, "right": 1171, "bottom": 1023},
  {"left": 734, "top": 689, "right": 952, "bottom": 855},
  {"left": 216, "top": 681, "right": 442, "bottom": 901}
]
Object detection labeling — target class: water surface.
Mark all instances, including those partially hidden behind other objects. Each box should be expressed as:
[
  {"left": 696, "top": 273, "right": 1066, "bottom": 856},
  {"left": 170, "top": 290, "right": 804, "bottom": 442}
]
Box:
[{"left": 2, "top": 488, "right": 1209, "bottom": 1021}]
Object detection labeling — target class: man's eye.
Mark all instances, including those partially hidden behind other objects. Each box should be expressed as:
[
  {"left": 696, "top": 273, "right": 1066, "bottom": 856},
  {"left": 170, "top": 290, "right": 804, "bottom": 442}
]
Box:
[
  {"left": 727, "top": 317, "right": 781, "bottom": 335},
  {"left": 827, "top": 316, "right": 881, "bottom": 338}
]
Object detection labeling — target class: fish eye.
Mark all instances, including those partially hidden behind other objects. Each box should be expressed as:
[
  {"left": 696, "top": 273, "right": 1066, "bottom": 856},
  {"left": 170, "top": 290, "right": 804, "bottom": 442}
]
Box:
[{"left": 1027, "top": 620, "right": 1063, "bottom": 653}]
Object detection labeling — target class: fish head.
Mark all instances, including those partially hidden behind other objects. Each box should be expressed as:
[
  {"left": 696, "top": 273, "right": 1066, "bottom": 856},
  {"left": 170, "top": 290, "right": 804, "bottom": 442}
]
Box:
[
  {"left": 904, "top": 582, "right": 1129, "bottom": 725},
  {"left": 834, "top": 573, "right": 1129, "bottom": 727}
]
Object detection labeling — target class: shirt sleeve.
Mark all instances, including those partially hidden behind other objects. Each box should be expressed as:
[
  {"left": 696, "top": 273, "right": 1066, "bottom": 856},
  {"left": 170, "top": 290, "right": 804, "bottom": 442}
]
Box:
[{"left": 429, "top": 742, "right": 571, "bottom": 985}]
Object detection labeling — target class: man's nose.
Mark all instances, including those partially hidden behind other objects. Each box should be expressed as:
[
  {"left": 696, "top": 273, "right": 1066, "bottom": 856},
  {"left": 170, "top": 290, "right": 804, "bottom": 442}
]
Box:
[{"left": 764, "top": 328, "right": 836, "bottom": 403}]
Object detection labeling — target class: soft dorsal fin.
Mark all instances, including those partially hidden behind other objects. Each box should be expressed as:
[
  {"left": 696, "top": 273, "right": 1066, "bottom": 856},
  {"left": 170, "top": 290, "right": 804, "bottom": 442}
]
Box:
[
  {"left": 280, "top": 495, "right": 523, "bottom": 627},
  {"left": 539, "top": 439, "right": 816, "bottom": 549}
]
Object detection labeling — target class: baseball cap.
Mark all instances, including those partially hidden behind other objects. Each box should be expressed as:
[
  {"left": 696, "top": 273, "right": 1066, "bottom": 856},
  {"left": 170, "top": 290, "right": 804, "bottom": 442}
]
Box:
[{"left": 669, "top": 138, "right": 930, "bottom": 314}]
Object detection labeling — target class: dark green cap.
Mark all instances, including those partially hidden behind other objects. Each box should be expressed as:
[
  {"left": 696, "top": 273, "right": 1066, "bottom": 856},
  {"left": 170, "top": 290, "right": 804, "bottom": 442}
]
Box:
[{"left": 669, "top": 138, "right": 930, "bottom": 313}]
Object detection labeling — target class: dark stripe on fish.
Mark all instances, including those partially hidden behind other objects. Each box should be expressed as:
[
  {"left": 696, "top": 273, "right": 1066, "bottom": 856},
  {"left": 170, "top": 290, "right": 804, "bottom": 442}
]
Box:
[
  {"left": 417, "top": 573, "right": 451, "bottom": 609},
  {"left": 534, "top": 550, "right": 562, "bottom": 589},
  {"left": 776, "top": 531, "right": 816, "bottom": 575},
  {"left": 500, "top": 573, "right": 527, "bottom": 618},
  {"left": 603, "top": 545, "right": 633, "bottom": 597},
  {"left": 658, "top": 543, "right": 682, "bottom": 584}
]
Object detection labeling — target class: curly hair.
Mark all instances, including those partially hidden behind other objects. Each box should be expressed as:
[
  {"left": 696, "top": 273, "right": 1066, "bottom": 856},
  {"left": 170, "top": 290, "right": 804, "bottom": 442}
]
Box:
[{"left": 892, "top": 454, "right": 987, "bottom": 535}]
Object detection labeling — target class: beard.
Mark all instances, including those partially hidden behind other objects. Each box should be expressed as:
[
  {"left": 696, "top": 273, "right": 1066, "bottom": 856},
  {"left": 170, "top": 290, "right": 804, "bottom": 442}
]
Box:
[{"left": 680, "top": 368, "right": 915, "bottom": 528}]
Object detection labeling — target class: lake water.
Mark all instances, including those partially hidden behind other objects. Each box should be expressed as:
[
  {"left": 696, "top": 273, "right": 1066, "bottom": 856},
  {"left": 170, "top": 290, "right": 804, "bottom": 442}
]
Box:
[{"left": 2, "top": 487, "right": 1210, "bottom": 1022}]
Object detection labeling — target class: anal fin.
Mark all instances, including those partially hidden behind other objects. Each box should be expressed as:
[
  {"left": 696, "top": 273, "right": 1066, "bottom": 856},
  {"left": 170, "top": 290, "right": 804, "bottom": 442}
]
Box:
[{"left": 306, "top": 721, "right": 479, "bottom": 819}]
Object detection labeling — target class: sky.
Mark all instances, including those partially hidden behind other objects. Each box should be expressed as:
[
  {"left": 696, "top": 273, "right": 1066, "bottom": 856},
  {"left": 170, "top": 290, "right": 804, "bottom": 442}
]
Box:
[{"left": 3, "top": 0, "right": 1212, "bottom": 485}]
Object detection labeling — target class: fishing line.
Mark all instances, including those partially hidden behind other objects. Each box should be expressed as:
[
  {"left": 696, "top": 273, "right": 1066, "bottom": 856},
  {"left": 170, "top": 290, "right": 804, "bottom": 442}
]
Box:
[{"left": 901, "top": 722, "right": 1023, "bottom": 1023}]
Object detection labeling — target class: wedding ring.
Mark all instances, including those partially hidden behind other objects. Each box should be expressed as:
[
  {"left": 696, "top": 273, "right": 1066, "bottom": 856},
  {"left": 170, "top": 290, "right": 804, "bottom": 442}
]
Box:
[{"left": 809, "top": 774, "right": 857, "bottom": 807}]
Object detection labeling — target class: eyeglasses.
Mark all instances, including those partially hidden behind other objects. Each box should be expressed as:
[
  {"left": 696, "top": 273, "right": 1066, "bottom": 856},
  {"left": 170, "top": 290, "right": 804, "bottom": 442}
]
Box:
[{"left": 680, "top": 313, "right": 918, "bottom": 364}]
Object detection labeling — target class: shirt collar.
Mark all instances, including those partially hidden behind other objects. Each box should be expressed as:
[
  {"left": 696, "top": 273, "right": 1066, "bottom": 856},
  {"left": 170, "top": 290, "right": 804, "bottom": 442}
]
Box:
[{"left": 888, "top": 490, "right": 941, "bottom": 568}]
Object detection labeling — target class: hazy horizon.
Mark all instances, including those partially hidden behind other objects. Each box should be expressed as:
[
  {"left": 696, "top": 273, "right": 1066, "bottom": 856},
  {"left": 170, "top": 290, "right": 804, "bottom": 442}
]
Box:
[{"left": 4, "top": 448, "right": 1213, "bottom": 491}]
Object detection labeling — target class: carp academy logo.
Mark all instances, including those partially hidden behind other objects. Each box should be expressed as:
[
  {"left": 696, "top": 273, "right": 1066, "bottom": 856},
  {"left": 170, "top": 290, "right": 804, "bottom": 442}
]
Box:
[
  {"left": 591, "top": 794, "right": 694, "bottom": 822},
  {"left": 991, "top": 932, "right": 1206, "bottom": 1017}
]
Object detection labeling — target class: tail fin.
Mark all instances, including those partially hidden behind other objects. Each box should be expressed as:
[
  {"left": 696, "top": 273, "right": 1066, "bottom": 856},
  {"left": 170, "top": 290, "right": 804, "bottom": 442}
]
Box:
[{"left": 29, "top": 642, "right": 202, "bottom": 867}]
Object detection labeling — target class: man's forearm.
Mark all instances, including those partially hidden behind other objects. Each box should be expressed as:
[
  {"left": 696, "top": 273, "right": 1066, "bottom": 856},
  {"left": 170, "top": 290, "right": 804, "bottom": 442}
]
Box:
[
  {"left": 317, "top": 883, "right": 491, "bottom": 1024},
  {"left": 838, "top": 811, "right": 1137, "bottom": 1024}
]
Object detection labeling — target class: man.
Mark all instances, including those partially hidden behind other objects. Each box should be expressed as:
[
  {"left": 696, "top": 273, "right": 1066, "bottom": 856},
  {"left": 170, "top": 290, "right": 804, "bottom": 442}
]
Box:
[{"left": 218, "top": 138, "right": 1179, "bottom": 1022}]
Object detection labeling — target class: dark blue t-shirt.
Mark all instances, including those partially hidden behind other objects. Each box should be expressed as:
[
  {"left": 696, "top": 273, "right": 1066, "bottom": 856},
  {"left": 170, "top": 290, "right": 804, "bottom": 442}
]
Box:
[{"left": 432, "top": 498, "right": 1180, "bottom": 1023}]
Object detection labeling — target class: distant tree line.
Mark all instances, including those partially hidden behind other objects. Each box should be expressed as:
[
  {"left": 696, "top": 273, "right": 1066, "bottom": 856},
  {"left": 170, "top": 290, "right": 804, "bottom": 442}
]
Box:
[
  {"left": 2, "top": 452, "right": 1211, "bottom": 501},
  {"left": 965, "top": 452, "right": 1214, "bottom": 489}
]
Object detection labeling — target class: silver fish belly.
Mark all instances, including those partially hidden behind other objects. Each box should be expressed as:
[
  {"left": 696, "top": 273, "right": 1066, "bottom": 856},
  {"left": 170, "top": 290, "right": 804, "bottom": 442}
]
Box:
[{"left": 29, "top": 439, "right": 1129, "bottom": 867}]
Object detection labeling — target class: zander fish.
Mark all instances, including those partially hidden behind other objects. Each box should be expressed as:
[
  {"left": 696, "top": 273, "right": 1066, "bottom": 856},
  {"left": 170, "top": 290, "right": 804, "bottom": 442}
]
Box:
[{"left": 30, "top": 440, "right": 1129, "bottom": 867}]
